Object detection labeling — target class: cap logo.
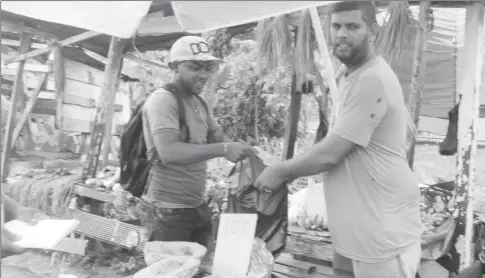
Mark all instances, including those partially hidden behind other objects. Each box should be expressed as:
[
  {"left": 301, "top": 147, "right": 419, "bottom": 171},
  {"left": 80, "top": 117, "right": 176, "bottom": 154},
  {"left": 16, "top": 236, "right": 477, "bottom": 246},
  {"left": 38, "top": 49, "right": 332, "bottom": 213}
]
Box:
[{"left": 190, "top": 42, "right": 211, "bottom": 55}]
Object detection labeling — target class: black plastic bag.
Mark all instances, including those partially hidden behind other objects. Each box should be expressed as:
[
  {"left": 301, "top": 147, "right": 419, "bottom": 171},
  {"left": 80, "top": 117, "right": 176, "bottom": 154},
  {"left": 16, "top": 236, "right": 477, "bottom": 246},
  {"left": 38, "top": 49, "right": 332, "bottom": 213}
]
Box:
[{"left": 226, "top": 154, "right": 288, "bottom": 256}]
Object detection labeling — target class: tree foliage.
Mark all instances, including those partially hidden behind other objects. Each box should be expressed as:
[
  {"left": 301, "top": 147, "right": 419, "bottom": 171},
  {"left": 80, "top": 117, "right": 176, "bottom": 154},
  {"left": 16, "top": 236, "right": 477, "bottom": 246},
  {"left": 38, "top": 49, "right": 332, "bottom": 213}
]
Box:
[{"left": 209, "top": 39, "right": 293, "bottom": 142}]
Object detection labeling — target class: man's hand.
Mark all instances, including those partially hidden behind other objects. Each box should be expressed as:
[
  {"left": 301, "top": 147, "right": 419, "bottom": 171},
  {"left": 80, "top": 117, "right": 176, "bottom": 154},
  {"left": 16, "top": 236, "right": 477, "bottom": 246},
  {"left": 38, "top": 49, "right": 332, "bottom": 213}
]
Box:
[
  {"left": 1, "top": 227, "right": 26, "bottom": 258},
  {"left": 253, "top": 165, "right": 287, "bottom": 192},
  {"left": 224, "top": 142, "right": 255, "bottom": 163}
]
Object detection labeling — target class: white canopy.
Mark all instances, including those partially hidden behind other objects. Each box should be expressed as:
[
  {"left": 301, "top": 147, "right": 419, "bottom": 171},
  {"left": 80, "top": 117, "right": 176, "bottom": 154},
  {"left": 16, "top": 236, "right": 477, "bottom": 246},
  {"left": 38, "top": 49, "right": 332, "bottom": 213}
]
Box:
[
  {"left": 1, "top": 1, "right": 153, "bottom": 39},
  {"left": 171, "top": 1, "right": 338, "bottom": 33}
]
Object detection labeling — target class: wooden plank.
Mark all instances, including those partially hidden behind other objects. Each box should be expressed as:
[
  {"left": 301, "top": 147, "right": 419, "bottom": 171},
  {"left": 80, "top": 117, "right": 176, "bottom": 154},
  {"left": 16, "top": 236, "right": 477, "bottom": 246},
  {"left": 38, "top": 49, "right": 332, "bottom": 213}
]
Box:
[
  {"left": 407, "top": 1, "right": 432, "bottom": 168},
  {"left": 124, "top": 53, "right": 168, "bottom": 69},
  {"left": 11, "top": 67, "right": 49, "bottom": 148},
  {"left": 61, "top": 118, "right": 123, "bottom": 135},
  {"left": 73, "top": 185, "right": 116, "bottom": 204},
  {"left": 1, "top": 21, "right": 58, "bottom": 41},
  {"left": 1, "top": 32, "right": 31, "bottom": 182},
  {"left": 453, "top": 3, "right": 485, "bottom": 272},
  {"left": 276, "top": 253, "right": 342, "bottom": 277},
  {"left": 282, "top": 74, "right": 301, "bottom": 160},
  {"left": 1, "top": 38, "right": 47, "bottom": 49},
  {"left": 52, "top": 43, "right": 65, "bottom": 129},
  {"left": 1, "top": 61, "right": 51, "bottom": 73},
  {"left": 284, "top": 232, "right": 334, "bottom": 263},
  {"left": 100, "top": 37, "right": 126, "bottom": 171},
  {"left": 3, "top": 31, "right": 101, "bottom": 65},
  {"left": 83, "top": 36, "right": 126, "bottom": 178}
]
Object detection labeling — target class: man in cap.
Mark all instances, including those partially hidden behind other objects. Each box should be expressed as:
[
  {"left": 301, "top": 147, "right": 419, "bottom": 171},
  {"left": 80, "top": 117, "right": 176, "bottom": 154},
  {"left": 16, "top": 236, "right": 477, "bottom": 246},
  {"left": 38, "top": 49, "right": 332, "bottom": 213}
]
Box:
[
  {"left": 254, "top": 2, "right": 421, "bottom": 278},
  {"left": 141, "top": 36, "right": 253, "bottom": 247}
]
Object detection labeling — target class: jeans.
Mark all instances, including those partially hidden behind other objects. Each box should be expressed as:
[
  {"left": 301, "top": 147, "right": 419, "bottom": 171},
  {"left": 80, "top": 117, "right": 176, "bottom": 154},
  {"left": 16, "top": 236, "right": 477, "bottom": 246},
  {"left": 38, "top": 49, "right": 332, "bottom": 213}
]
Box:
[{"left": 140, "top": 201, "right": 213, "bottom": 248}]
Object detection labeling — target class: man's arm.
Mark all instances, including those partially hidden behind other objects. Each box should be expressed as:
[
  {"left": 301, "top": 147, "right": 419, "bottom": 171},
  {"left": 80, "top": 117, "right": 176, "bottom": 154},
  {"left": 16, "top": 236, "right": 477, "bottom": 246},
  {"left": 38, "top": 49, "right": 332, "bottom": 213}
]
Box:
[
  {"left": 276, "top": 76, "right": 389, "bottom": 180},
  {"left": 154, "top": 131, "right": 226, "bottom": 165},
  {"left": 276, "top": 133, "right": 356, "bottom": 180},
  {"left": 146, "top": 92, "right": 227, "bottom": 165}
]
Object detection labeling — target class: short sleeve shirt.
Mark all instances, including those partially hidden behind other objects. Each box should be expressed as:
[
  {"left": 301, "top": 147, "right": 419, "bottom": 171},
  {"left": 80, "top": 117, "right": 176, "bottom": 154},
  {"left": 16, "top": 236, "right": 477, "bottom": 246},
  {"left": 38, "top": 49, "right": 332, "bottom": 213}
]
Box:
[
  {"left": 322, "top": 56, "right": 422, "bottom": 263},
  {"left": 141, "top": 88, "right": 219, "bottom": 208}
]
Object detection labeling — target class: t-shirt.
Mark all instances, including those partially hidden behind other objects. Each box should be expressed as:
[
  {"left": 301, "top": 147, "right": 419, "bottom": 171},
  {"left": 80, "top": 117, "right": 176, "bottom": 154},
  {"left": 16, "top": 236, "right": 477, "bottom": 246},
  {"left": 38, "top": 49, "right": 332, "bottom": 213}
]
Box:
[
  {"left": 141, "top": 88, "right": 220, "bottom": 208},
  {"left": 322, "top": 56, "right": 422, "bottom": 263}
]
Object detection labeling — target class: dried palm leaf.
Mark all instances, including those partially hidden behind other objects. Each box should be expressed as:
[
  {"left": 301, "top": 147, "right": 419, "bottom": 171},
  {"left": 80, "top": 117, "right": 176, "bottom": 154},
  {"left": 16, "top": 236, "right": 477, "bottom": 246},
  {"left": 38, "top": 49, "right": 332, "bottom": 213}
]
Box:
[
  {"left": 375, "top": 1, "right": 417, "bottom": 66},
  {"left": 255, "top": 15, "right": 293, "bottom": 76},
  {"left": 294, "top": 10, "right": 319, "bottom": 89}
]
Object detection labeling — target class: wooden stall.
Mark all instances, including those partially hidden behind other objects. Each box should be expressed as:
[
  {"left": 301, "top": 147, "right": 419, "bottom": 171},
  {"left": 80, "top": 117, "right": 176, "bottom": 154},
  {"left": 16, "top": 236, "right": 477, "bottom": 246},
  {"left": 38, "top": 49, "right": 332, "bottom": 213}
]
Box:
[{"left": 1, "top": 1, "right": 484, "bottom": 277}]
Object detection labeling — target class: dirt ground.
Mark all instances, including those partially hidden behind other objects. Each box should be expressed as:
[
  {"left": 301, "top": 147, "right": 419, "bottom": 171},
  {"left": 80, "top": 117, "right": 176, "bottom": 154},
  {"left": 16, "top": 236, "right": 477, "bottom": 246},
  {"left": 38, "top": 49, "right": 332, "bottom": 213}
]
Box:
[
  {"left": 2, "top": 251, "right": 126, "bottom": 278},
  {"left": 2, "top": 144, "right": 484, "bottom": 277}
]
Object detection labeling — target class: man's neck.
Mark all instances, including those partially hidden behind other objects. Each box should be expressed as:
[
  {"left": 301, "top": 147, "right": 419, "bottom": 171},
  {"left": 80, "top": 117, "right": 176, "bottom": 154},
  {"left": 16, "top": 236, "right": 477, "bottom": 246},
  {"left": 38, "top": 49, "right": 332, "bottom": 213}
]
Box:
[
  {"left": 172, "top": 78, "right": 193, "bottom": 99},
  {"left": 346, "top": 52, "right": 376, "bottom": 76}
]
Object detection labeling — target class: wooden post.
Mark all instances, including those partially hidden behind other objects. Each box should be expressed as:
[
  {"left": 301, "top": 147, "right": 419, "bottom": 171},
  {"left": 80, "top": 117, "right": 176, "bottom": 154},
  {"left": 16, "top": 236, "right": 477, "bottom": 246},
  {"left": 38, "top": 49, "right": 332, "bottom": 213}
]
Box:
[
  {"left": 282, "top": 73, "right": 301, "bottom": 160},
  {"left": 11, "top": 69, "right": 49, "bottom": 148},
  {"left": 1, "top": 32, "right": 32, "bottom": 182},
  {"left": 406, "top": 1, "right": 431, "bottom": 168},
  {"left": 453, "top": 3, "right": 484, "bottom": 272},
  {"left": 309, "top": 7, "right": 339, "bottom": 128},
  {"left": 52, "top": 43, "right": 66, "bottom": 130},
  {"left": 82, "top": 37, "right": 126, "bottom": 178}
]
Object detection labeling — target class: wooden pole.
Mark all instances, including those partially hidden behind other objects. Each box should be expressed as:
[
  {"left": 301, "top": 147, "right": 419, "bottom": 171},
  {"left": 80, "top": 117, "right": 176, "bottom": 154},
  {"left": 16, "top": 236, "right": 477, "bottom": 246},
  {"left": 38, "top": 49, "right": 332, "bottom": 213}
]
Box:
[
  {"left": 1, "top": 32, "right": 32, "bottom": 182},
  {"left": 309, "top": 7, "right": 339, "bottom": 128},
  {"left": 52, "top": 43, "right": 66, "bottom": 130},
  {"left": 453, "top": 3, "right": 484, "bottom": 272},
  {"left": 406, "top": 1, "right": 431, "bottom": 168},
  {"left": 282, "top": 73, "right": 301, "bottom": 160},
  {"left": 3, "top": 30, "right": 100, "bottom": 65},
  {"left": 11, "top": 69, "right": 49, "bottom": 148},
  {"left": 82, "top": 36, "right": 126, "bottom": 178}
]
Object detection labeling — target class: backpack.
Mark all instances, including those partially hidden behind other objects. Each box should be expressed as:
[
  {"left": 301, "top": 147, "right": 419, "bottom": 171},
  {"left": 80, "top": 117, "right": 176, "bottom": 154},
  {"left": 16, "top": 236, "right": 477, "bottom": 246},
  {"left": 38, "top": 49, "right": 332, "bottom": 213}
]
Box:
[{"left": 119, "top": 83, "right": 209, "bottom": 197}]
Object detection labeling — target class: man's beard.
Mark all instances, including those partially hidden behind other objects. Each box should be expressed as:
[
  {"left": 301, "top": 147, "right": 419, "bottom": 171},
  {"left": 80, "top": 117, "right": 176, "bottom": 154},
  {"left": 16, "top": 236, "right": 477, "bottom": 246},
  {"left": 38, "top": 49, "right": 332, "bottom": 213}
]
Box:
[{"left": 333, "top": 38, "right": 370, "bottom": 67}]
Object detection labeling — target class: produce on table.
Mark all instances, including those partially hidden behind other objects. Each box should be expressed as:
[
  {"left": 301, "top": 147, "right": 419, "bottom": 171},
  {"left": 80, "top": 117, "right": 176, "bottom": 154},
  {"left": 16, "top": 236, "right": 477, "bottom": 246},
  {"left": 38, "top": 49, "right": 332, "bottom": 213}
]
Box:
[
  {"left": 288, "top": 187, "right": 328, "bottom": 232},
  {"left": 144, "top": 241, "right": 207, "bottom": 266},
  {"left": 84, "top": 165, "right": 121, "bottom": 190},
  {"left": 133, "top": 256, "right": 201, "bottom": 278},
  {"left": 420, "top": 184, "right": 454, "bottom": 234}
]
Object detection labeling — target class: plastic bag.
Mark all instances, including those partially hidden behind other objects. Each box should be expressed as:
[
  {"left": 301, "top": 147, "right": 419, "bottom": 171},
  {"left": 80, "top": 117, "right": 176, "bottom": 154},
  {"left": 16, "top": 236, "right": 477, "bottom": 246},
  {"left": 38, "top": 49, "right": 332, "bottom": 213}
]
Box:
[{"left": 226, "top": 153, "right": 288, "bottom": 256}]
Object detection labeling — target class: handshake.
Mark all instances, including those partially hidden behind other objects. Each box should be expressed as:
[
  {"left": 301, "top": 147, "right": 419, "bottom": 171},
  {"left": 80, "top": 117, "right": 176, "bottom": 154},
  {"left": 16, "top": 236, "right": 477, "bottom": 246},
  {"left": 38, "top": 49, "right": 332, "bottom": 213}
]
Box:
[{"left": 222, "top": 141, "right": 258, "bottom": 163}]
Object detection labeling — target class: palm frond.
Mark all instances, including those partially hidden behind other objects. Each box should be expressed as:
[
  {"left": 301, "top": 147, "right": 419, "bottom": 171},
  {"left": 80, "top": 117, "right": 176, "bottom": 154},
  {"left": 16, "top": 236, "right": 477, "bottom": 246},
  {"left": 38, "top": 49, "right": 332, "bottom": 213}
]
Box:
[
  {"left": 255, "top": 15, "right": 293, "bottom": 76},
  {"left": 294, "top": 10, "right": 319, "bottom": 89},
  {"left": 375, "top": 1, "right": 417, "bottom": 66}
]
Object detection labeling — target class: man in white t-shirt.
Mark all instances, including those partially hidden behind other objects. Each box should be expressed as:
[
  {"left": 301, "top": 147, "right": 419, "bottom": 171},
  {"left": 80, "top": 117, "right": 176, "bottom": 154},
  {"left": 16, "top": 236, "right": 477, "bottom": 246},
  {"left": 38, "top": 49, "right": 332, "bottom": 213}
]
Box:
[{"left": 254, "top": 2, "right": 422, "bottom": 277}]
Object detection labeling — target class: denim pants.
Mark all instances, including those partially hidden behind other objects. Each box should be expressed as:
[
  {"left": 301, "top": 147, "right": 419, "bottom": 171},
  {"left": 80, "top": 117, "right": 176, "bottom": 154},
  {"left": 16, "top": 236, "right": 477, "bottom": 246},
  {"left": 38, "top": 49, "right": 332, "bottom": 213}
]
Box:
[{"left": 140, "top": 201, "right": 213, "bottom": 248}]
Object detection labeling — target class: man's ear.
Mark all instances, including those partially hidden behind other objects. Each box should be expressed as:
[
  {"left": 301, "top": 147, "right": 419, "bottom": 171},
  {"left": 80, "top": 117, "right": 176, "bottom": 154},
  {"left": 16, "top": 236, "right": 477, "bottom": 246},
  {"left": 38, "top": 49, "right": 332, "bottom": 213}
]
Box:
[{"left": 169, "top": 62, "right": 179, "bottom": 73}]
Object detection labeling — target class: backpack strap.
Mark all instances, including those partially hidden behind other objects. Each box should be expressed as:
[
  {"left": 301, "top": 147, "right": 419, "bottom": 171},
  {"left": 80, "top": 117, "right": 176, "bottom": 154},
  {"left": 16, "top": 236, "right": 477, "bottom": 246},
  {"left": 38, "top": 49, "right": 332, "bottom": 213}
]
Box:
[
  {"left": 163, "top": 83, "right": 191, "bottom": 143},
  {"left": 163, "top": 83, "right": 211, "bottom": 143}
]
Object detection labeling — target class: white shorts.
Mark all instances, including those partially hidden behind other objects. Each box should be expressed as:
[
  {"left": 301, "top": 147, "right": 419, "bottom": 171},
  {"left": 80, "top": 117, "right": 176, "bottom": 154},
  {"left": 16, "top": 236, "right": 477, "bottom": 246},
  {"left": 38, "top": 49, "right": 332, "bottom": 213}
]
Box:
[{"left": 333, "top": 241, "right": 421, "bottom": 278}]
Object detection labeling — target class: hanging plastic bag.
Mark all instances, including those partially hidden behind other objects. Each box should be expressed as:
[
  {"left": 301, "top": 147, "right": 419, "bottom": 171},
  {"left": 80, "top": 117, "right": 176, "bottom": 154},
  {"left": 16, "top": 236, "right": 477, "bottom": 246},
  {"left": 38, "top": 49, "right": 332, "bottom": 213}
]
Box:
[{"left": 226, "top": 153, "right": 288, "bottom": 256}]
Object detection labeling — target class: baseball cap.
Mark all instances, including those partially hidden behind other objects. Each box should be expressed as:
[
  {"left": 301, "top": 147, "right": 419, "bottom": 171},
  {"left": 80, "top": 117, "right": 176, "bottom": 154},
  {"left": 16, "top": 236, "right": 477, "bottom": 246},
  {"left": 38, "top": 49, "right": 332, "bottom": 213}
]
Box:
[{"left": 168, "top": 36, "right": 221, "bottom": 64}]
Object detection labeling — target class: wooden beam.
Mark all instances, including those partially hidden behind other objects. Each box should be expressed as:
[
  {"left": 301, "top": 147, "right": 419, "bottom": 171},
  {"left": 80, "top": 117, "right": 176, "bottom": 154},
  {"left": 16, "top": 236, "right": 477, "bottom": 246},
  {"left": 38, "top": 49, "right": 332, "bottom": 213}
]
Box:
[
  {"left": 1, "top": 38, "right": 47, "bottom": 49},
  {"left": 52, "top": 43, "right": 66, "bottom": 129},
  {"left": 1, "top": 20, "right": 58, "bottom": 41},
  {"left": 3, "top": 31, "right": 100, "bottom": 65},
  {"left": 83, "top": 37, "right": 126, "bottom": 178},
  {"left": 123, "top": 53, "right": 168, "bottom": 69},
  {"left": 453, "top": 2, "right": 484, "bottom": 272},
  {"left": 406, "top": 1, "right": 432, "bottom": 168},
  {"left": 0, "top": 32, "right": 32, "bottom": 182},
  {"left": 1, "top": 61, "right": 51, "bottom": 73},
  {"left": 11, "top": 68, "right": 49, "bottom": 148}
]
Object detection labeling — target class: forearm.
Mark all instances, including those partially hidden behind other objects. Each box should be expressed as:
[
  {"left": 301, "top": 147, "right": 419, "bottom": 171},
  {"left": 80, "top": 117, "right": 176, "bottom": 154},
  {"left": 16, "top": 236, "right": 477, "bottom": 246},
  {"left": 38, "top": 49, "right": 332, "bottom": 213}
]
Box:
[
  {"left": 157, "top": 142, "right": 225, "bottom": 165},
  {"left": 278, "top": 143, "right": 338, "bottom": 181}
]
